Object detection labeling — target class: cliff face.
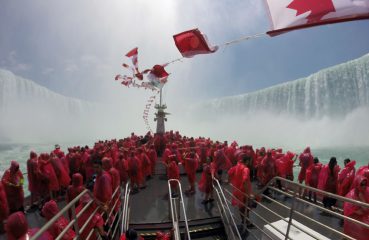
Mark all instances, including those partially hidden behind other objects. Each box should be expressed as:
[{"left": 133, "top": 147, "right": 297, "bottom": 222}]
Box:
[{"left": 199, "top": 53, "right": 369, "bottom": 118}]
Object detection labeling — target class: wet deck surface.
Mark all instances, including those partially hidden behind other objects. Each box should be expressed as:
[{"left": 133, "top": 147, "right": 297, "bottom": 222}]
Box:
[{"left": 129, "top": 162, "right": 220, "bottom": 224}]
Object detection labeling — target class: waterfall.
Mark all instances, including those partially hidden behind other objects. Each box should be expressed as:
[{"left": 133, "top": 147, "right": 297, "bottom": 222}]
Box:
[{"left": 199, "top": 53, "right": 369, "bottom": 118}]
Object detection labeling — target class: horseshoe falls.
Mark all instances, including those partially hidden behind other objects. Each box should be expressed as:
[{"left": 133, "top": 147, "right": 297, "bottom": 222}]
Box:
[
  {"left": 184, "top": 54, "right": 369, "bottom": 149},
  {"left": 0, "top": 69, "right": 97, "bottom": 143},
  {"left": 199, "top": 53, "right": 369, "bottom": 118}
]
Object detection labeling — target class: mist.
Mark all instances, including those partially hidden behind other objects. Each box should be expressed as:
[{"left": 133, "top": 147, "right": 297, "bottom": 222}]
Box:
[{"left": 168, "top": 107, "right": 369, "bottom": 150}]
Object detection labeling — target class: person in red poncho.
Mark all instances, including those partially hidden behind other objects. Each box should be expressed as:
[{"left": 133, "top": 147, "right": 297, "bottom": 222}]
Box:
[
  {"left": 39, "top": 153, "right": 60, "bottom": 200},
  {"left": 343, "top": 175, "right": 369, "bottom": 240},
  {"left": 66, "top": 173, "right": 85, "bottom": 204},
  {"left": 127, "top": 150, "right": 141, "bottom": 193},
  {"left": 338, "top": 159, "right": 356, "bottom": 197},
  {"left": 298, "top": 147, "right": 314, "bottom": 198},
  {"left": 213, "top": 146, "right": 232, "bottom": 183},
  {"left": 318, "top": 157, "right": 340, "bottom": 211},
  {"left": 50, "top": 154, "right": 71, "bottom": 196},
  {"left": 41, "top": 200, "right": 76, "bottom": 239},
  {"left": 115, "top": 152, "right": 129, "bottom": 185},
  {"left": 136, "top": 148, "right": 150, "bottom": 188},
  {"left": 102, "top": 157, "right": 121, "bottom": 213},
  {"left": 1, "top": 160, "right": 24, "bottom": 213},
  {"left": 148, "top": 145, "right": 158, "bottom": 176},
  {"left": 259, "top": 150, "right": 277, "bottom": 190},
  {"left": 0, "top": 181, "right": 9, "bottom": 233},
  {"left": 305, "top": 157, "right": 322, "bottom": 203},
  {"left": 76, "top": 193, "right": 108, "bottom": 240},
  {"left": 198, "top": 159, "right": 216, "bottom": 204},
  {"left": 167, "top": 156, "right": 180, "bottom": 197},
  {"left": 92, "top": 157, "right": 113, "bottom": 213},
  {"left": 183, "top": 149, "right": 199, "bottom": 194},
  {"left": 228, "top": 156, "right": 253, "bottom": 227},
  {"left": 5, "top": 211, "right": 53, "bottom": 240},
  {"left": 27, "top": 151, "right": 40, "bottom": 210}
]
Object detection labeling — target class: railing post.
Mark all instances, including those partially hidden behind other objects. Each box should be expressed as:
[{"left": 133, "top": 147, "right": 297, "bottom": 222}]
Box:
[
  {"left": 71, "top": 204, "right": 80, "bottom": 239},
  {"left": 284, "top": 190, "right": 297, "bottom": 240}
]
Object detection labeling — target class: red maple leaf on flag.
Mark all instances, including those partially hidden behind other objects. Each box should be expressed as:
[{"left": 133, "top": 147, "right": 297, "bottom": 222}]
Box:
[{"left": 287, "top": 0, "right": 336, "bottom": 23}]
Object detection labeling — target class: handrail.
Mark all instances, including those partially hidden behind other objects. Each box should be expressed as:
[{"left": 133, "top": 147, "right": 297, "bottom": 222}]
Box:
[
  {"left": 212, "top": 178, "right": 242, "bottom": 239},
  {"left": 30, "top": 184, "right": 124, "bottom": 240},
  {"left": 168, "top": 179, "right": 191, "bottom": 240},
  {"left": 121, "top": 181, "right": 131, "bottom": 234},
  {"left": 226, "top": 176, "right": 369, "bottom": 240}
]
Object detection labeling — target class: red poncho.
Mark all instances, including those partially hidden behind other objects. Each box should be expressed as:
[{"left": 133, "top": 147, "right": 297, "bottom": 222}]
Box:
[
  {"left": 198, "top": 164, "right": 214, "bottom": 194},
  {"left": 39, "top": 157, "right": 60, "bottom": 192},
  {"left": 66, "top": 173, "right": 84, "bottom": 203},
  {"left": 167, "top": 160, "right": 180, "bottom": 188},
  {"left": 305, "top": 163, "right": 322, "bottom": 188},
  {"left": 228, "top": 163, "right": 251, "bottom": 207},
  {"left": 127, "top": 155, "right": 141, "bottom": 186},
  {"left": 93, "top": 170, "right": 113, "bottom": 205},
  {"left": 76, "top": 194, "right": 104, "bottom": 240},
  {"left": 183, "top": 153, "right": 199, "bottom": 185},
  {"left": 41, "top": 200, "right": 76, "bottom": 239},
  {"left": 0, "top": 182, "right": 9, "bottom": 221},
  {"left": 27, "top": 151, "right": 39, "bottom": 194},
  {"left": 51, "top": 156, "right": 71, "bottom": 188},
  {"left": 5, "top": 212, "right": 28, "bottom": 240},
  {"left": 298, "top": 147, "right": 314, "bottom": 183},
  {"left": 318, "top": 164, "right": 340, "bottom": 194},
  {"left": 148, "top": 147, "right": 158, "bottom": 175},
  {"left": 343, "top": 176, "right": 369, "bottom": 240},
  {"left": 213, "top": 148, "right": 232, "bottom": 171},
  {"left": 338, "top": 161, "right": 356, "bottom": 196},
  {"left": 115, "top": 155, "right": 129, "bottom": 184},
  {"left": 259, "top": 153, "right": 277, "bottom": 186},
  {"left": 1, "top": 161, "right": 24, "bottom": 212}
]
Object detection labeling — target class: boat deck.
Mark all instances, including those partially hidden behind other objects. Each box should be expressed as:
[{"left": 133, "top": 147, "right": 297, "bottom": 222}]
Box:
[{"left": 1, "top": 161, "right": 346, "bottom": 239}]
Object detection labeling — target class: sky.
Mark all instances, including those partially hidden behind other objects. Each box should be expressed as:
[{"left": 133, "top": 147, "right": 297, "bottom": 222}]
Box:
[{"left": 1, "top": 0, "right": 369, "bottom": 147}]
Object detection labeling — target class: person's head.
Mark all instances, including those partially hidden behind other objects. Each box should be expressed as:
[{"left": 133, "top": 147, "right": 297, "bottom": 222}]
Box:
[
  {"left": 102, "top": 157, "right": 112, "bottom": 171},
  {"left": 126, "top": 228, "right": 138, "bottom": 240},
  {"left": 5, "top": 212, "right": 28, "bottom": 240},
  {"left": 10, "top": 161, "right": 19, "bottom": 174},
  {"left": 55, "top": 144, "right": 60, "bottom": 150},
  {"left": 242, "top": 155, "right": 252, "bottom": 166},
  {"left": 92, "top": 155, "right": 103, "bottom": 175},
  {"left": 72, "top": 173, "right": 83, "bottom": 187},
  {"left": 354, "top": 176, "right": 368, "bottom": 193},
  {"left": 328, "top": 157, "right": 337, "bottom": 171},
  {"left": 41, "top": 200, "right": 59, "bottom": 221},
  {"left": 313, "top": 157, "right": 319, "bottom": 164},
  {"left": 30, "top": 151, "right": 37, "bottom": 159},
  {"left": 344, "top": 158, "right": 351, "bottom": 167}
]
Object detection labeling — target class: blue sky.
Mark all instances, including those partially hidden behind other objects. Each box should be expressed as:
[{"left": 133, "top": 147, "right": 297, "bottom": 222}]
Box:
[{"left": 1, "top": 0, "right": 369, "bottom": 146}]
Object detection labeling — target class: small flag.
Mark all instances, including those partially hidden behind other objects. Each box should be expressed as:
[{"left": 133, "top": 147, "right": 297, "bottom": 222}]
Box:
[{"left": 173, "top": 28, "right": 218, "bottom": 58}]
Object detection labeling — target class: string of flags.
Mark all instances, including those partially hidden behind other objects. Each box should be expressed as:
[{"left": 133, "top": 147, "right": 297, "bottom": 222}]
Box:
[
  {"left": 142, "top": 94, "right": 158, "bottom": 134},
  {"left": 115, "top": 0, "right": 369, "bottom": 130}
]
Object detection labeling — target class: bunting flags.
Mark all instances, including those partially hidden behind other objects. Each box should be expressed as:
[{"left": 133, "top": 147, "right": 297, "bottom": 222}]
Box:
[
  {"left": 265, "top": 0, "right": 369, "bottom": 36},
  {"left": 142, "top": 94, "right": 157, "bottom": 134},
  {"left": 147, "top": 64, "right": 169, "bottom": 89},
  {"left": 173, "top": 28, "right": 218, "bottom": 58}
]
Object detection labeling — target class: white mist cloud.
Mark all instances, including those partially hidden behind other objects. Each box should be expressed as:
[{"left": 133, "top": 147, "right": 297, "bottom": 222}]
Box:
[{"left": 171, "top": 107, "right": 369, "bottom": 149}]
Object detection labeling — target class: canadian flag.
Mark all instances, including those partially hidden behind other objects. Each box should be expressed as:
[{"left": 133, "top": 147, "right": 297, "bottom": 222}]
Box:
[
  {"left": 265, "top": 0, "right": 369, "bottom": 35},
  {"left": 173, "top": 28, "right": 218, "bottom": 58}
]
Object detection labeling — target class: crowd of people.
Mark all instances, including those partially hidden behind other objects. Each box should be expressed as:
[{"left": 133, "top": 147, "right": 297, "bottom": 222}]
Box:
[{"left": 0, "top": 130, "right": 368, "bottom": 239}]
